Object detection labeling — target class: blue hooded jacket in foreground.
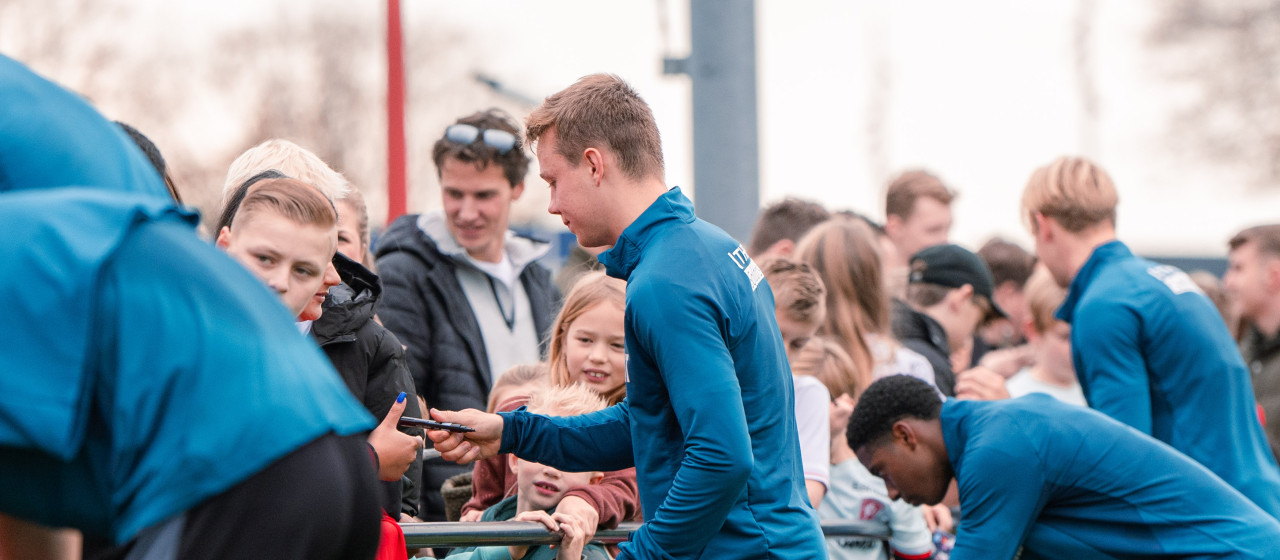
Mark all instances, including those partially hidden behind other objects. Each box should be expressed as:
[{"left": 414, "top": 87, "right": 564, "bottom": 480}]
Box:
[
  {"left": 500, "top": 188, "right": 826, "bottom": 559},
  {"left": 942, "top": 395, "right": 1280, "bottom": 559},
  {"left": 1058, "top": 241, "right": 1280, "bottom": 517},
  {"left": 0, "top": 55, "right": 170, "bottom": 199},
  {"left": 0, "top": 190, "right": 374, "bottom": 542}
]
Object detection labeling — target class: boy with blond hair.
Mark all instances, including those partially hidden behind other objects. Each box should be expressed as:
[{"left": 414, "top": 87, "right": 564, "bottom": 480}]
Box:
[
  {"left": 223, "top": 138, "right": 351, "bottom": 201},
  {"left": 447, "top": 383, "right": 611, "bottom": 560},
  {"left": 760, "top": 258, "right": 831, "bottom": 507},
  {"left": 221, "top": 146, "right": 424, "bottom": 519},
  {"left": 1004, "top": 267, "right": 1085, "bottom": 406},
  {"left": 216, "top": 177, "right": 422, "bottom": 484},
  {"left": 1022, "top": 156, "right": 1280, "bottom": 517}
]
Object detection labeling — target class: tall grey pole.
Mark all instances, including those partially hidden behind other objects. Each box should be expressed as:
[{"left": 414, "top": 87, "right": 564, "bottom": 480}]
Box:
[{"left": 664, "top": 0, "right": 760, "bottom": 244}]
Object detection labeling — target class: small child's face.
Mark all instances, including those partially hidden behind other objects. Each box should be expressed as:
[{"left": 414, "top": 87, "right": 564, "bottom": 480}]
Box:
[
  {"left": 512, "top": 456, "right": 600, "bottom": 512},
  {"left": 217, "top": 210, "right": 337, "bottom": 318},
  {"left": 563, "top": 302, "right": 626, "bottom": 395},
  {"left": 335, "top": 199, "right": 365, "bottom": 262},
  {"left": 774, "top": 310, "right": 820, "bottom": 364},
  {"left": 298, "top": 263, "right": 342, "bottom": 322},
  {"left": 1038, "top": 321, "right": 1074, "bottom": 379}
]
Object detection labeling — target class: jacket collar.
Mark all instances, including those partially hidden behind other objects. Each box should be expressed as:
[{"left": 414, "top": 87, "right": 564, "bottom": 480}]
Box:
[
  {"left": 940, "top": 400, "right": 966, "bottom": 474},
  {"left": 416, "top": 210, "right": 551, "bottom": 274},
  {"left": 598, "top": 187, "right": 692, "bottom": 281},
  {"left": 1056, "top": 240, "right": 1130, "bottom": 324},
  {"left": 1245, "top": 324, "right": 1280, "bottom": 358},
  {"left": 311, "top": 254, "right": 379, "bottom": 344},
  {"left": 893, "top": 299, "right": 950, "bottom": 354}
]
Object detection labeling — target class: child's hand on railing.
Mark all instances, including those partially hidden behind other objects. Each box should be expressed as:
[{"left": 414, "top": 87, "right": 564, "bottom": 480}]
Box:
[{"left": 511, "top": 510, "right": 589, "bottom": 560}]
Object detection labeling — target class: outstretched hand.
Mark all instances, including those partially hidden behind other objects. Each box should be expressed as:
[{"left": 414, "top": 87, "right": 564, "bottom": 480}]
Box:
[
  {"left": 368, "top": 392, "right": 425, "bottom": 481},
  {"left": 425, "top": 408, "right": 503, "bottom": 464},
  {"left": 955, "top": 367, "right": 1011, "bottom": 401}
]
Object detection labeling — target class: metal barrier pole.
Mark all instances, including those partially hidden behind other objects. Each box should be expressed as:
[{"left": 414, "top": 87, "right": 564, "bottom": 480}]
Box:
[{"left": 402, "top": 520, "right": 891, "bottom": 549}]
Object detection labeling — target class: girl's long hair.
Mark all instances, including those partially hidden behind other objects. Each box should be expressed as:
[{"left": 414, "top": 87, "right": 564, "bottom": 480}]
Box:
[{"left": 794, "top": 217, "right": 886, "bottom": 380}]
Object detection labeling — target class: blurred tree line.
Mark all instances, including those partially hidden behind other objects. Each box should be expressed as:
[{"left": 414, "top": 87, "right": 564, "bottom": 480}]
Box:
[
  {"left": 0, "top": 0, "right": 541, "bottom": 234},
  {"left": 1149, "top": 0, "right": 1280, "bottom": 188}
]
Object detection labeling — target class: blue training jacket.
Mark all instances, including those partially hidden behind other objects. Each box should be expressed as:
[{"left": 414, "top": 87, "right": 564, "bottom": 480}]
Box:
[
  {"left": 943, "top": 395, "right": 1280, "bottom": 559},
  {"left": 501, "top": 188, "right": 826, "bottom": 559},
  {"left": 0, "top": 55, "right": 170, "bottom": 198},
  {"left": 0, "top": 190, "right": 374, "bottom": 543},
  {"left": 0, "top": 55, "right": 373, "bottom": 543},
  {"left": 1058, "top": 240, "right": 1280, "bottom": 518}
]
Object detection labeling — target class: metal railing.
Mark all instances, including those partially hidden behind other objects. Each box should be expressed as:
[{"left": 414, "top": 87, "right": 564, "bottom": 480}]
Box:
[{"left": 402, "top": 519, "right": 891, "bottom": 549}]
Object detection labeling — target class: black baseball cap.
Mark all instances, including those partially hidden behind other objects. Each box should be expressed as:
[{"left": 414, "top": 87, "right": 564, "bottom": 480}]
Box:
[{"left": 908, "top": 244, "right": 1007, "bottom": 320}]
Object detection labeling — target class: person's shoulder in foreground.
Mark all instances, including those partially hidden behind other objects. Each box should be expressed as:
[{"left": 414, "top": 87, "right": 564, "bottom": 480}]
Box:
[
  {"left": 0, "top": 188, "right": 373, "bottom": 544},
  {"left": 848, "top": 375, "right": 1280, "bottom": 560}
]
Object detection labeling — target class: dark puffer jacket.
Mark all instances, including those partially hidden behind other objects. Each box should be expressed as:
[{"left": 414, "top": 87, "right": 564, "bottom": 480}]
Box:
[
  {"left": 313, "top": 252, "right": 422, "bottom": 517},
  {"left": 890, "top": 298, "right": 956, "bottom": 397},
  {"left": 373, "top": 213, "right": 559, "bottom": 521}
]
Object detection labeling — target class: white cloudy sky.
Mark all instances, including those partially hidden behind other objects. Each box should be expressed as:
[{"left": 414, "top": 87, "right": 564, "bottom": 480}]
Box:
[
  {"left": 20, "top": 0, "right": 1278, "bottom": 257},
  {"left": 400, "top": 0, "right": 1278, "bottom": 257}
]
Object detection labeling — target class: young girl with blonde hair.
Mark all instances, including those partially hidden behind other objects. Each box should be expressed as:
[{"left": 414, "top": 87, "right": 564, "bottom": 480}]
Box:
[{"left": 460, "top": 272, "right": 640, "bottom": 542}]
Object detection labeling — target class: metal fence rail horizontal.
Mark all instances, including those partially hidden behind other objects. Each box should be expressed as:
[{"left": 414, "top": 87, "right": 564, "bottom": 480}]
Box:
[{"left": 402, "top": 519, "right": 891, "bottom": 549}]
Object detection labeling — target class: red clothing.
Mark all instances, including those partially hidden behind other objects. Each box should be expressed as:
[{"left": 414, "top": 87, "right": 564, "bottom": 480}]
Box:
[
  {"left": 462, "top": 397, "right": 642, "bottom": 527},
  {"left": 375, "top": 511, "right": 407, "bottom": 560}
]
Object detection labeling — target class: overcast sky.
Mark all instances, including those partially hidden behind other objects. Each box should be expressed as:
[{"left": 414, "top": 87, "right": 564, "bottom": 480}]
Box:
[
  {"left": 17, "top": 0, "right": 1275, "bottom": 257},
  {"left": 398, "top": 0, "right": 1278, "bottom": 257}
]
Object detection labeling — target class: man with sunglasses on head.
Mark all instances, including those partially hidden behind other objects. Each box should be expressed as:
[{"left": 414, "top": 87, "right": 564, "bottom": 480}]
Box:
[{"left": 375, "top": 109, "right": 560, "bottom": 523}]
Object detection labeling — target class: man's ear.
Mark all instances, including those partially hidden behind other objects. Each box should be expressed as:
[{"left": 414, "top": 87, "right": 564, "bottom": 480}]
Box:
[
  {"left": 583, "top": 147, "right": 605, "bottom": 186},
  {"left": 588, "top": 471, "right": 604, "bottom": 485},
  {"left": 511, "top": 180, "right": 525, "bottom": 201},
  {"left": 1264, "top": 257, "right": 1280, "bottom": 294},
  {"left": 215, "top": 226, "right": 232, "bottom": 249},
  {"left": 892, "top": 420, "right": 918, "bottom": 450},
  {"left": 764, "top": 238, "right": 795, "bottom": 259},
  {"left": 947, "top": 284, "right": 975, "bottom": 311},
  {"left": 1032, "top": 212, "right": 1052, "bottom": 242},
  {"left": 508, "top": 454, "right": 519, "bottom": 472},
  {"left": 884, "top": 214, "right": 903, "bottom": 239}
]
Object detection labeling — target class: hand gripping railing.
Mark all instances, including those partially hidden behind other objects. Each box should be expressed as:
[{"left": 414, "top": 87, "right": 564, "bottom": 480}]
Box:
[{"left": 402, "top": 519, "right": 891, "bottom": 549}]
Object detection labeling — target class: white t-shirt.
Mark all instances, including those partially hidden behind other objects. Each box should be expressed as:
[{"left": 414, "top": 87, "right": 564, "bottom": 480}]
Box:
[
  {"left": 469, "top": 253, "right": 518, "bottom": 291},
  {"left": 793, "top": 375, "right": 831, "bottom": 489},
  {"left": 1006, "top": 368, "right": 1087, "bottom": 407}
]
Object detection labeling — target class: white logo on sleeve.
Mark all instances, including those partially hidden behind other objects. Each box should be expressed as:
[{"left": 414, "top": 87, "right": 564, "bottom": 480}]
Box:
[
  {"left": 1147, "top": 265, "right": 1204, "bottom": 296},
  {"left": 728, "top": 245, "right": 764, "bottom": 291}
]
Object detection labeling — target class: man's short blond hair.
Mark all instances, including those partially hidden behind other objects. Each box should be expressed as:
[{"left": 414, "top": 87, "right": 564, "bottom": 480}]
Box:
[
  {"left": 224, "top": 139, "right": 351, "bottom": 203},
  {"left": 1021, "top": 156, "right": 1118, "bottom": 233},
  {"left": 234, "top": 178, "right": 339, "bottom": 236},
  {"left": 885, "top": 170, "right": 954, "bottom": 220},
  {"left": 525, "top": 383, "right": 608, "bottom": 417},
  {"left": 525, "top": 74, "right": 664, "bottom": 182},
  {"left": 1023, "top": 266, "right": 1066, "bottom": 334}
]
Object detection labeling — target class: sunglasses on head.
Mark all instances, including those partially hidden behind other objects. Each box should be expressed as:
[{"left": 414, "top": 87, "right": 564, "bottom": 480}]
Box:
[{"left": 444, "top": 124, "right": 517, "bottom": 155}]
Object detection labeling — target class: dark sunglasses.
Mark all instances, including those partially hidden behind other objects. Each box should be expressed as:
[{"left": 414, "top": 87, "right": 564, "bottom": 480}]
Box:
[{"left": 444, "top": 124, "right": 517, "bottom": 155}]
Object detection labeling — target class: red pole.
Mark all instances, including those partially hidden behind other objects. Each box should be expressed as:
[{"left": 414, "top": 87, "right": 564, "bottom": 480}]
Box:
[{"left": 386, "top": 0, "right": 407, "bottom": 226}]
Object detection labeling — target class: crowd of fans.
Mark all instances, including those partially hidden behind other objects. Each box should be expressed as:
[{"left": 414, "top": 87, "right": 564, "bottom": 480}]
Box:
[{"left": 5, "top": 51, "right": 1280, "bottom": 560}]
